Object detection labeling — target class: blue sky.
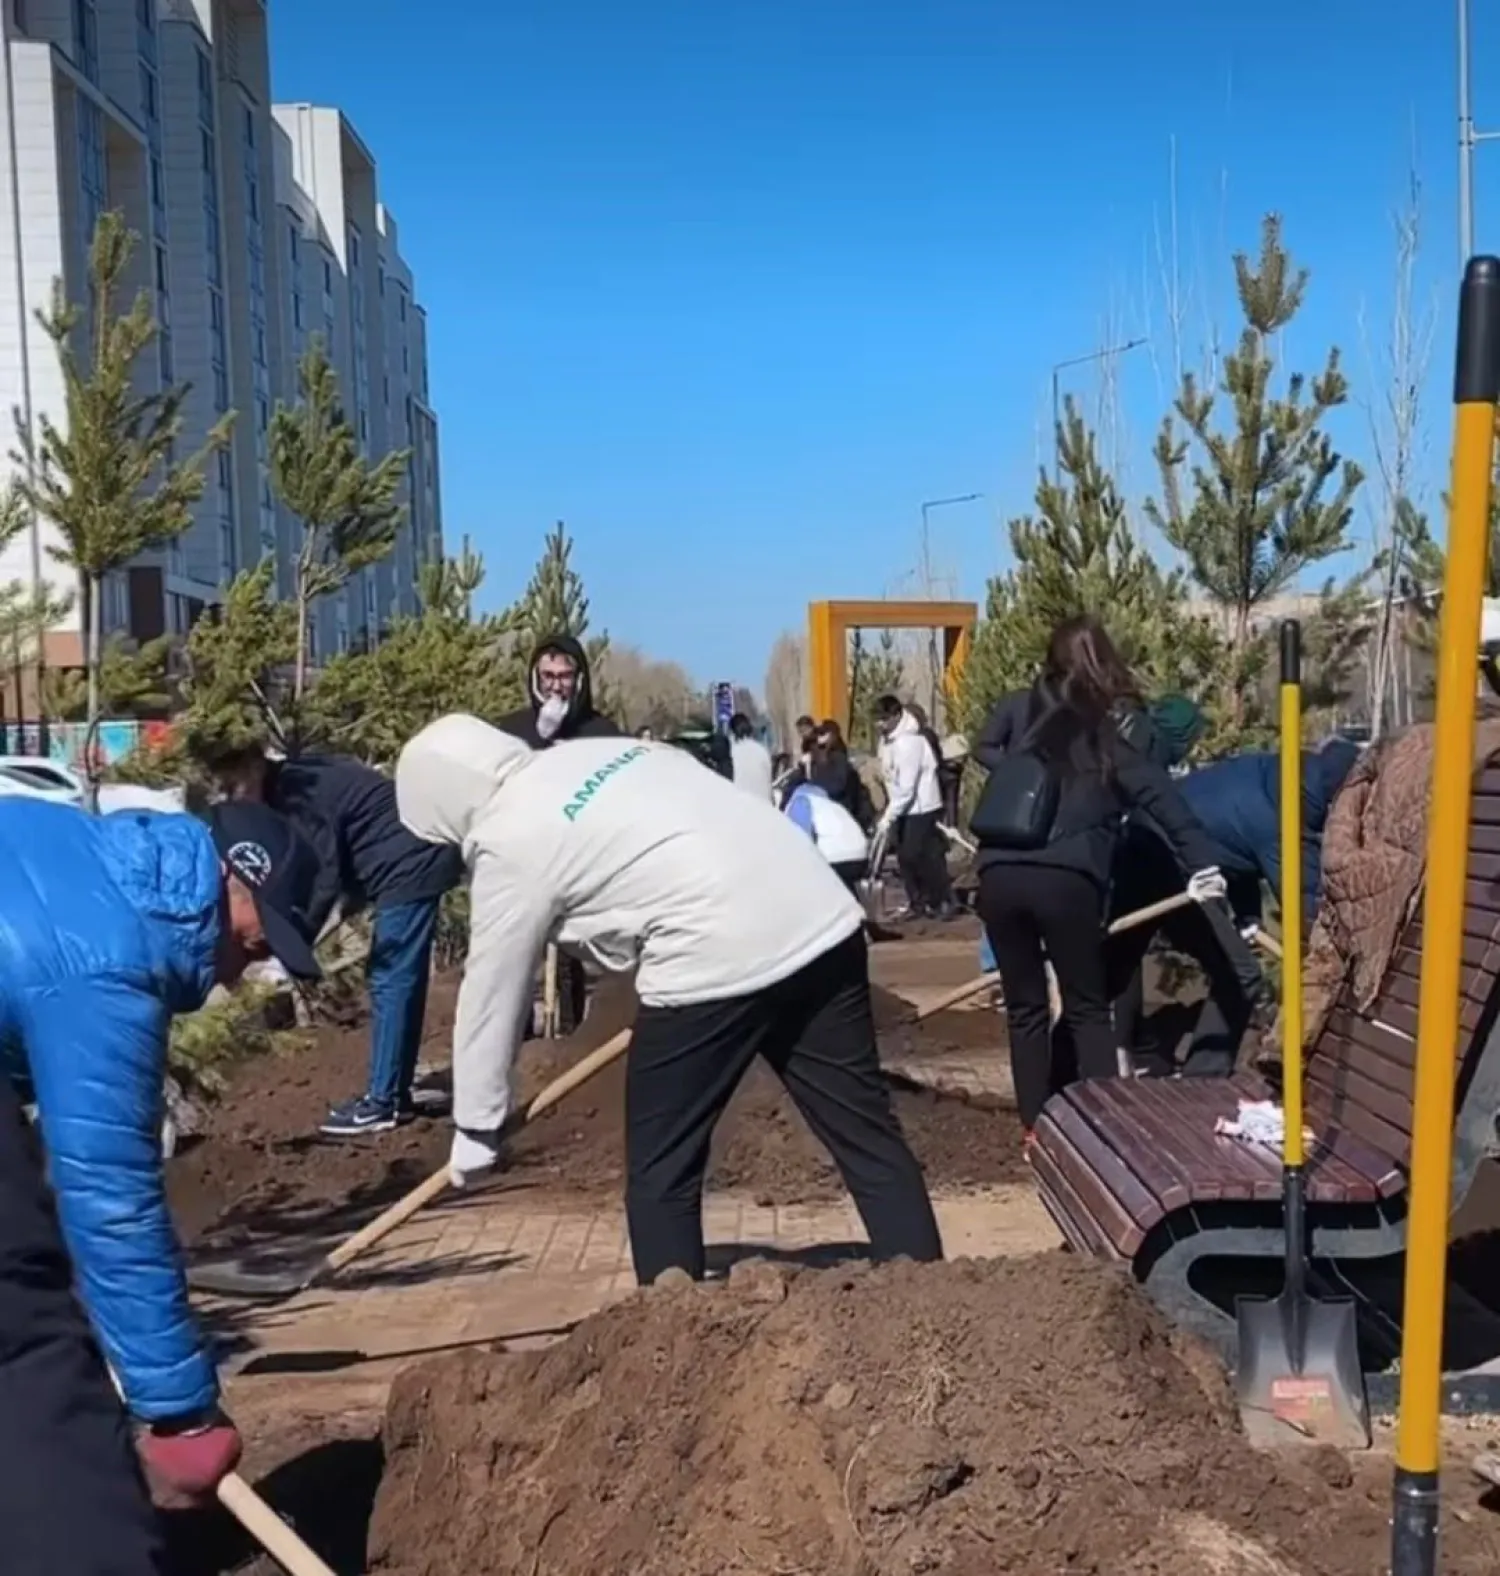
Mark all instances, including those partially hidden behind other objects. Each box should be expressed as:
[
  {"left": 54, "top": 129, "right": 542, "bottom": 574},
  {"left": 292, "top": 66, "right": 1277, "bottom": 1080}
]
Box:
[{"left": 273, "top": 0, "right": 1490, "bottom": 692}]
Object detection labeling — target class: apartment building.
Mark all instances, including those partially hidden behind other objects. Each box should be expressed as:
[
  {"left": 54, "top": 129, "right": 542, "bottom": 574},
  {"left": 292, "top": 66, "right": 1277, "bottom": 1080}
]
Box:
[
  {"left": 271, "top": 101, "right": 437, "bottom": 658},
  {"left": 0, "top": 0, "right": 441, "bottom": 685}
]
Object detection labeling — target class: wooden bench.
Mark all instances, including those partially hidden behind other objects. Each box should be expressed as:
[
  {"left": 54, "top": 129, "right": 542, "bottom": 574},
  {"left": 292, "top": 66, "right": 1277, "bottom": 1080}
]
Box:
[{"left": 1028, "top": 766, "right": 1500, "bottom": 1381}]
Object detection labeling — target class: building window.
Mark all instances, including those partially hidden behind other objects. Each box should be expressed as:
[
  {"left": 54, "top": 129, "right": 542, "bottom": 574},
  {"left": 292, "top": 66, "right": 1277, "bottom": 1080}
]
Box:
[
  {"left": 399, "top": 290, "right": 407, "bottom": 323},
  {"left": 201, "top": 129, "right": 215, "bottom": 174},
  {"left": 140, "top": 64, "right": 157, "bottom": 124},
  {"left": 137, "top": 0, "right": 152, "bottom": 28},
  {"left": 255, "top": 394, "right": 269, "bottom": 432},
  {"left": 158, "top": 330, "right": 173, "bottom": 385},
  {"left": 322, "top": 257, "right": 332, "bottom": 292},
  {"left": 288, "top": 224, "right": 299, "bottom": 264},
  {"left": 243, "top": 104, "right": 255, "bottom": 147},
  {"left": 73, "top": 0, "right": 98, "bottom": 81},
  {"left": 196, "top": 49, "right": 212, "bottom": 106},
  {"left": 154, "top": 242, "right": 167, "bottom": 294},
  {"left": 149, "top": 153, "right": 164, "bottom": 211}
]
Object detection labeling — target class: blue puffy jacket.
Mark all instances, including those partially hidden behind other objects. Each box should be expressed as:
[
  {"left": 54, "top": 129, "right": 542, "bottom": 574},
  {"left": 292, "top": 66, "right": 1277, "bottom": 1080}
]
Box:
[
  {"left": 1178, "top": 741, "right": 1360, "bottom": 928},
  {"left": 0, "top": 800, "right": 220, "bottom": 1421}
]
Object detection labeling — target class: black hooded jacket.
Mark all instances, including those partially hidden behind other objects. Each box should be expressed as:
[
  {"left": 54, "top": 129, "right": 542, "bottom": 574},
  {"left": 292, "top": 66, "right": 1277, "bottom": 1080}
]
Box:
[{"left": 496, "top": 633, "right": 622, "bottom": 749}]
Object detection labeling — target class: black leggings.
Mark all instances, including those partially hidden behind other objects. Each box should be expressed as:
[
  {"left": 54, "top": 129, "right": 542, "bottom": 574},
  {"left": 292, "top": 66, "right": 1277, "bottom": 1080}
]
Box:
[
  {"left": 977, "top": 863, "right": 1116, "bottom": 1128},
  {"left": 896, "top": 811, "right": 953, "bottom": 912},
  {"left": 0, "top": 1078, "right": 167, "bottom": 1574},
  {"left": 624, "top": 932, "right": 943, "bottom": 1282}
]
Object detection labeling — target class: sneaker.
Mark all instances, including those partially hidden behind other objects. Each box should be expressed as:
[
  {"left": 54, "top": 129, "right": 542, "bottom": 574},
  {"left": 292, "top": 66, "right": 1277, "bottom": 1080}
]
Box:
[{"left": 320, "top": 1095, "right": 406, "bottom": 1136}]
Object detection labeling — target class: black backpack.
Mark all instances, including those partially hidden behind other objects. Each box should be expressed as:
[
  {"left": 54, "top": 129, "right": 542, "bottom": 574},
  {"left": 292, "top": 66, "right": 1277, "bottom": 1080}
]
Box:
[{"left": 968, "top": 696, "right": 1060, "bottom": 851}]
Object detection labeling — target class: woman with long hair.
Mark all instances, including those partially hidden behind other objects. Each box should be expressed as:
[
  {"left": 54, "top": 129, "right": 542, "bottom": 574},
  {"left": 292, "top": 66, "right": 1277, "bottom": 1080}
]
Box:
[
  {"left": 808, "top": 719, "right": 874, "bottom": 829},
  {"left": 969, "top": 615, "right": 1223, "bottom": 1138}
]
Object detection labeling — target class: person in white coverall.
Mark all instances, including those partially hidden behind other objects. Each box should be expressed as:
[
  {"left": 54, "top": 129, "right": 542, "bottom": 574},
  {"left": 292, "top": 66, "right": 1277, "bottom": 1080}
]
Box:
[
  {"left": 395, "top": 714, "right": 943, "bottom": 1284},
  {"left": 873, "top": 694, "right": 956, "bottom": 920}
]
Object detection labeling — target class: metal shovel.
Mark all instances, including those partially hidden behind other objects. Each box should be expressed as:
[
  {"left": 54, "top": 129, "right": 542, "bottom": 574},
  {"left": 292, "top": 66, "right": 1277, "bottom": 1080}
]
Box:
[
  {"left": 1234, "top": 621, "right": 1370, "bottom": 1450},
  {"left": 186, "top": 1027, "right": 633, "bottom": 1301}
]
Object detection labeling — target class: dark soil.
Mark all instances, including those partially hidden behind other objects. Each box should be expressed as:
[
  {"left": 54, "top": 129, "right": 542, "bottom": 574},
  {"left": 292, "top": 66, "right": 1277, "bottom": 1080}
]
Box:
[
  {"left": 170, "top": 973, "right": 1023, "bottom": 1257},
  {"left": 365, "top": 1254, "right": 1500, "bottom": 1576}
]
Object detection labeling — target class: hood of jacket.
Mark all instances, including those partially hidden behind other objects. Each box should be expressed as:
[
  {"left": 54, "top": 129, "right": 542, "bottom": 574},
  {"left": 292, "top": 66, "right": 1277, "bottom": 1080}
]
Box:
[
  {"left": 396, "top": 714, "right": 535, "bottom": 847},
  {"left": 1307, "top": 737, "right": 1360, "bottom": 811},
  {"left": 529, "top": 633, "right": 599, "bottom": 729}
]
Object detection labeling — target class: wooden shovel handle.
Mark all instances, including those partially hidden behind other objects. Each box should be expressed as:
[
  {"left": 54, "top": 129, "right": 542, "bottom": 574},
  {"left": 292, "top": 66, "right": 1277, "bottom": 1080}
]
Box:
[
  {"left": 217, "top": 1472, "right": 337, "bottom": 1576},
  {"left": 1106, "top": 889, "right": 1198, "bottom": 935},
  {"left": 320, "top": 1028, "right": 634, "bottom": 1277}
]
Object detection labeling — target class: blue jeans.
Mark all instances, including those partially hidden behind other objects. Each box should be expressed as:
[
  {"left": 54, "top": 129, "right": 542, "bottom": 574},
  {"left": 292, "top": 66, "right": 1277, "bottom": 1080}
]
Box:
[
  {"left": 366, "top": 898, "right": 441, "bottom": 1107},
  {"left": 979, "top": 930, "right": 996, "bottom": 973}
]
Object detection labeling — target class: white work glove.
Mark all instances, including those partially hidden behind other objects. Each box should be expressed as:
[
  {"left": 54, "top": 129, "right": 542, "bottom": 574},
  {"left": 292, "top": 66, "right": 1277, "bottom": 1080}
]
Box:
[
  {"left": 449, "top": 1127, "right": 504, "bottom": 1189},
  {"left": 1187, "top": 866, "right": 1228, "bottom": 904},
  {"left": 535, "top": 695, "right": 570, "bottom": 741}
]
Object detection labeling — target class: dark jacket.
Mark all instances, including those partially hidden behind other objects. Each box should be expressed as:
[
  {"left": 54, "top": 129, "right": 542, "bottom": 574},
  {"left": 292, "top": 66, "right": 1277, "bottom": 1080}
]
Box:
[
  {"left": 0, "top": 801, "right": 219, "bottom": 1420},
  {"left": 809, "top": 747, "right": 874, "bottom": 830},
  {"left": 266, "top": 754, "right": 462, "bottom": 929},
  {"left": 496, "top": 633, "right": 621, "bottom": 748},
  {"left": 971, "top": 687, "right": 1220, "bottom": 887},
  {"left": 1177, "top": 741, "right": 1360, "bottom": 928}
]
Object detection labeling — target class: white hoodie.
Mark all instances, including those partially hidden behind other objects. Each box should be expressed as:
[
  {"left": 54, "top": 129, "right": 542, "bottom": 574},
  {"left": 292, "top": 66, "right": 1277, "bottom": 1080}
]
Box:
[
  {"left": 877, "top": 710, "right": 942, "bottom": 823},
  {"left": 396, "top": 715, "right": 864, "bottom": 1132}
]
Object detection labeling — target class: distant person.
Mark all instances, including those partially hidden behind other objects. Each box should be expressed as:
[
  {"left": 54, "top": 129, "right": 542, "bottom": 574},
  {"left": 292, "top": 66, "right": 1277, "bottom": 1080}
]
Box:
[
  {"left": 809, "top": 720, "right": 875, "bottom": 830},
  {"left": 497, "top": 634, "right": 622, "bottom": 748},
  {"left": 213, "top": 744, "right": 463, "bottom": 1135},
  {"left": 783, "top": 780, "right": 871, "bottom": 896},
  {"left": 498, "top": 634, "right": 625, "bottom": 1034},
  {"left": 969, "top": 617, "right": 1225, "bottom": 1134},
  {"left": 874, "top": 695, "right": 956, "bottom": 921},
  {"left": 1177, "top": 738, "right": 1361, "bottom": 932},
  {"left": 729, "top": 713, "right": 774, "bottom": 800}
]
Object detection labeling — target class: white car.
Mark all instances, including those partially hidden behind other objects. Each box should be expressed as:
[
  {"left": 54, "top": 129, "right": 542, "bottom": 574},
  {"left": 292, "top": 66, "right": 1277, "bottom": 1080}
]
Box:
[{"left": 0, "top": 756, "right": 84, "bottom": 805}]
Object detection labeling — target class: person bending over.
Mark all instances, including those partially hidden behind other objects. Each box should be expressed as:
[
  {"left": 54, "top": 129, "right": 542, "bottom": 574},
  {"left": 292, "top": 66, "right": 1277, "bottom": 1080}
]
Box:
[
  {"left": 968, "top": 617, "right": 1224, "bottom": 1135},
  {"left": 874, "top": 695, "right": 956, "bottom": 921},
  {"left": 0, "top": 797, "right": 321, "bottom": 1573},
  {"left": 395, "top": 716, "right": 943, "bottom": 1284},
  {"left": 783, "top": 779, "right": 871, "bottom": 896},
  {"left": 214, "top": 744, "right": 463, "bottom": 1135}
]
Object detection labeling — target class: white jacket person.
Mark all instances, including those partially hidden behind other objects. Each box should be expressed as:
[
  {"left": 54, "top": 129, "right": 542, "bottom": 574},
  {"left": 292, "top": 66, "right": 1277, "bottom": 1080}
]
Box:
[
  {"left": 876, "top": 709, "right": 942, "bottom": 828},
  {"left": 395, "top": 715, "right": 863, "bottom": 1163}
]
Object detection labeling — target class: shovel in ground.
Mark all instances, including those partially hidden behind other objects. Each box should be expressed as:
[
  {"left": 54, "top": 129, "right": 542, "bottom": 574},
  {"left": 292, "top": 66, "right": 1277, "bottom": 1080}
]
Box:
[
  {"left": 1233, "top": 622, "right": 1369, "bottom": 1450},
  {"left": 186, "top": 1027, "right": 633, "bottom": 1301}
]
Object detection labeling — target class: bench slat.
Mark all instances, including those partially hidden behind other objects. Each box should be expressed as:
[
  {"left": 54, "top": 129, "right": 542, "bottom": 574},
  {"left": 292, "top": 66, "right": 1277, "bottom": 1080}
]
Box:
[
  {"left": 1306, "top": 1062, "right": 1418, "bottom": 1164},
  {"left": 1048, "top": 1099, "right": 1161, "bottom": 1230},
  {"left": 1027, "top": 1134, "right": 1128, "bottom": 1260},
  {"left": 1065, "top": 1082, "right": 1193, "bottom": 1210},
  {"left": 1089, "top": 1080, "right": 1279, "bottom": 1202},
  {"left": 1036, "top": 1103, "right": 1153, "bottom": 1255}
]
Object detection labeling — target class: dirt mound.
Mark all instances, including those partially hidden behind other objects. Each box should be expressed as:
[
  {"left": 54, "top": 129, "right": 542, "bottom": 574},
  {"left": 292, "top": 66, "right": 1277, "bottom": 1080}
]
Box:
[{"left": 371, "top": 1254, "right": 1491, "bottom": 1576}]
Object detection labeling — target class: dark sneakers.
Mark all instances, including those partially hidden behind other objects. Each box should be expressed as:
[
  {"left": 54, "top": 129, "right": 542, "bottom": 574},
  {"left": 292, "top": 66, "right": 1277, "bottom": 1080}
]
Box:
[{"left": 319, "top": 1095, "right": 415, "bottom": 1137}]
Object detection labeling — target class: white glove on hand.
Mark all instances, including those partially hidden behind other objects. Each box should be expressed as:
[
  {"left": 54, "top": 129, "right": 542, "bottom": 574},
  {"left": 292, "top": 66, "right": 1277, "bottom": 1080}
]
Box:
[
  {"left": 1187, "top": 866, "right": 1228, "bottom": 904},
  {"left": 449, "top": 1127, "right": 503, "bottom": 1189}
]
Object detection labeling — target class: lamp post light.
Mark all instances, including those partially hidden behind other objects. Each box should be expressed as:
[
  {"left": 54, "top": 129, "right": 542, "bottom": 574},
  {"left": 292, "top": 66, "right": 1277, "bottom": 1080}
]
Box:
[{"left": 1050, "top": 337, "right": 1148, "bottom": 478}]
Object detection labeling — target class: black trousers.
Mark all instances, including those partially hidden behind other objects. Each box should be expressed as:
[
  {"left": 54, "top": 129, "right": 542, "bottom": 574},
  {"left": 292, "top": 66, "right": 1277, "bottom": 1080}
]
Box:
[
  {"left": 978, "top": 863, "right": 1117, "bottom": 1129},
  {"left": 624, "top": 931, "right": 944, "bottom": 1283},
  {"left": 0, "top": 1078, "right": 166, "bottom": 1574},
  {"left": 1108, "top": 834, "right": 1264, "bottom": 1077},
  {"left": 895, "top": 811, "right": 953, "bottom": 913},
  {"left": 831, "top": 859, "right": 867, "bottom": 898}
]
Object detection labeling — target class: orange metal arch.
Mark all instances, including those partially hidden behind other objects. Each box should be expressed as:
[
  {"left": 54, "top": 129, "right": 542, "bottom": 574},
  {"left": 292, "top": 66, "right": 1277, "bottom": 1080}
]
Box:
[{"left": 807, "top": 599, "right": 977, "bottom": 735}]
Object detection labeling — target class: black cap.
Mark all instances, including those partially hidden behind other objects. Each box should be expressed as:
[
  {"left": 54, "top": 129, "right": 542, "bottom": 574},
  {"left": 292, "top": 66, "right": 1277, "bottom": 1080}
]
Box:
[{"left": 207, "top": 801, "right": 322, "bottom": 981}]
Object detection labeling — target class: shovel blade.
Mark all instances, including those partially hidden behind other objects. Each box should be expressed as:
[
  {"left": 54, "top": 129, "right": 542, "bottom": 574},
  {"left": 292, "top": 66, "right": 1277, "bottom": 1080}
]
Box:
[
  {"left": 186, "top": 1257, "right": 319, "bottom": 1300},
  {"left": 1234, "top": 1291, "right": 1371, "bottom": 1450}
]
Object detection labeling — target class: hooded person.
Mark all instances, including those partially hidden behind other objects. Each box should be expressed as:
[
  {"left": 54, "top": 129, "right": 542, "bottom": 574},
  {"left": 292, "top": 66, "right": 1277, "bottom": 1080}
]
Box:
[
  {"left": 497, "top": 633, "right": 622, "bottom": 748},
  {"left": 395, "top": 715, "right": 943, "bottom": 1285},
  {"left": 496, "top": 634, "right": 622, "bottom": 1034}
]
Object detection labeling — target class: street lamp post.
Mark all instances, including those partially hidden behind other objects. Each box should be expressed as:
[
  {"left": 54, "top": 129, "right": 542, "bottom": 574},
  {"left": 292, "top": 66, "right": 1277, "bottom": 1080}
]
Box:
[
  {"left": 918, "top": 493, "right": 983, "bottom": 722},
  {"left": 1459, "top": 0, "right": 1500, "bottom": 260},
  {"left": 1050, "top": 337, "right": 1147, "bottom": 478}
]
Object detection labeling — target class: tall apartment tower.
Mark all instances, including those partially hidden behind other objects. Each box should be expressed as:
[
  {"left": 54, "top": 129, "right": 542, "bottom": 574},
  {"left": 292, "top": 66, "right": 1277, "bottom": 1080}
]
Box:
[
  {"left": 0, "top": 1, "right": 441, "bottom": 696},
  {"left": 271, "top": 102, "right": 437, "bottom": 660}
]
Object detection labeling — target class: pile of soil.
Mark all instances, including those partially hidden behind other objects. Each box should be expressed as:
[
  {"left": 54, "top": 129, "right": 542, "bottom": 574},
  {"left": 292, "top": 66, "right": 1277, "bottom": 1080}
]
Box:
[
  {"left": 369, "top": 1254, "right": 1500, "bottom": 1576},
  {"left": 170, "top": 975, "right": 1022, "bottom": 1255}
]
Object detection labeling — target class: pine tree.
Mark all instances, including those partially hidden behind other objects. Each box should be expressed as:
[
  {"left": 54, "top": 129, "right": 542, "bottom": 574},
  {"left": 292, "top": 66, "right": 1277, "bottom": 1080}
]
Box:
[
  {"left": 270, "top": 338, "right": 409, "bottom": 704},
  {"left": 177, "top": 556, "right": 297, "bottom": 762},
  {"left": 0, "top": 486, "right": 70, "bottom": 749},
  {"left": 958, "top": 405, "right": 1220, "bottom": 737},
  {"left": 13, "top": 211, "right": 231, "bottom": 804},
  {"left": 1144, "top": 215, "right": 1364, "bottom": 731},
  {"left": 306, "top": 548, "right": 525, "bottom": 766},
  {"left": 509, "top": 521, "right": 610, "bottom": 709},
  {"left": 847, "top": 628, "right": 905, "bottom": 749}
]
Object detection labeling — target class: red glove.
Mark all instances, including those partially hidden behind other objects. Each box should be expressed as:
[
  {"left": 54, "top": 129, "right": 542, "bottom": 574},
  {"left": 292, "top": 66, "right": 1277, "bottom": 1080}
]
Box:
[{"left": 137, "top": 1410, "right": 243, "bottom": 1508}]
